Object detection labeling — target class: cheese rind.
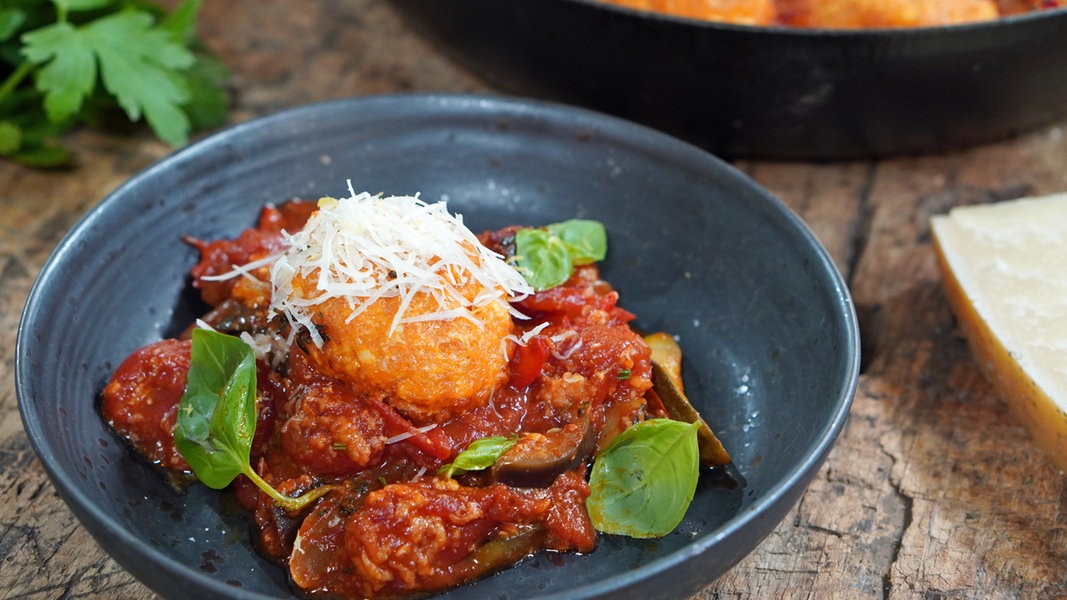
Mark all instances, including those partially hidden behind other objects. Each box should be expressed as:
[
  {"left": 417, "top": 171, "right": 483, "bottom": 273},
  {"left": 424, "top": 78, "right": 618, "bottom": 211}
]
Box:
[{"left": 931, "top": 193, "right": 1067, "bottom": 472}]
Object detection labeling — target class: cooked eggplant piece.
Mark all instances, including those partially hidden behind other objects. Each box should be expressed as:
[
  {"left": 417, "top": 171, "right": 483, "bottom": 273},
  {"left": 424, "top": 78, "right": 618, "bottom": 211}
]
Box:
[
  {"left": 288, "top": 493, "right": 349, "bottom": 591},
  {"left": 645, "top": 333, "right": 732, "bottom": 468},
  {"left": 490, "top": 416, "right": 597, "bottom": 488},
  {"left": 645, "top": 332, "right": 685, "bottom": 390},
  {"left": 448, "top": 524, "right": 547, "bottom": 585},
  {"left": 179, "top": 296, "right": 272, "bottom": 339}
]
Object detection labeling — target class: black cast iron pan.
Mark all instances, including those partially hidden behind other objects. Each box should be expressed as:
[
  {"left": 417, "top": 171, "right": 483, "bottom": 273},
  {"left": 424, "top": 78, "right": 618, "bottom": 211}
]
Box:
[{"left": 387, "top": 0, "right": 1067, "bottom": 160}]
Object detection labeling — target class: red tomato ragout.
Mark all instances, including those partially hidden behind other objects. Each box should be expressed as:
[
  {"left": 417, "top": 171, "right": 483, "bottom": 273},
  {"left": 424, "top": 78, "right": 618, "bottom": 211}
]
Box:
[{"left": 100, "top": 198, "right": 666, "bottom": 598}]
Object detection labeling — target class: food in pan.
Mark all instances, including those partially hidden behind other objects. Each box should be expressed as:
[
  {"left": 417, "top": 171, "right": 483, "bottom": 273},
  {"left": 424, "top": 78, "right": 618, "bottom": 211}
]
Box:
[
  {"left": 932, "top": 193, "right": 1067, "bottom": 473},
  {"left": 600, "top": 0, "right": 1064, "bottom": 27},
  {"left": 995, "top": 0, "right": 1067, "bottom": 15},
  {"left": 776, "top": 0, "right": 998, "bottom": 28},
  {"left": 100, "top": 187, "right": 730, "bottom": 598},
  {"left": 603, "top": 0, "right": 776, "bottom": 25}
]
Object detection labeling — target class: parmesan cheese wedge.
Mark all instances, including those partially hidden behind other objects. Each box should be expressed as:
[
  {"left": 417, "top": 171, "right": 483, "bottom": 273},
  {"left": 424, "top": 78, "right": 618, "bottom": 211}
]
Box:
[{"left": 931, "top": 193, "right": 1067, "bottom": 472}]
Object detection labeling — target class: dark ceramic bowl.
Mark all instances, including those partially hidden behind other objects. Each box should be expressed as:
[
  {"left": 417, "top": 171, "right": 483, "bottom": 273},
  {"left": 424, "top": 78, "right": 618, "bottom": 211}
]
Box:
[
  {"left": 388, "top": 0, "right": 1067, "bottom": 160},
  {"left": 17, "top": 94, "right": 859, "bottom": 599}
]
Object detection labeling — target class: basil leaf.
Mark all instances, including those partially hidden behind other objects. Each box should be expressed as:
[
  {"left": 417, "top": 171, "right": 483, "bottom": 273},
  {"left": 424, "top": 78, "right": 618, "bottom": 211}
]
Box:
[
  {"left": 548, "top": 219, "right": 606, "bottom": 265},
  {"left": 586, "top": 418, "right": 700, "bottom": 538},
  {"left": 514, "top": 227, "right": 572, "bottom": 291},
  {"left": 438, "top": 435, "right": 518, "bottom": 478},
  {"left": 514, "top": 219, "right": 607, "bottom": 291},
  {"left": 174, "top": 328, "right": 257, "bottom": 489},
  {"left": 174, "top": 328, "right": 331, "bottom": 511}
]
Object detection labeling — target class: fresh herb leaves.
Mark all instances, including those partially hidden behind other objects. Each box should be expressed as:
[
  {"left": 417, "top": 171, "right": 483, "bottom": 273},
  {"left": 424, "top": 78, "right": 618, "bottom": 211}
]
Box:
[
  {"left": 177, "top": 331, "right": 700, "bottom": 533},
  {"left": 175, "top": 328, "right": 328, "bottom": 512},
  {"left": 0, "top": 0, "right": 228, "bottom": 167},
  {"left": 174, "top": 328, "right": 256, "bottom": 490},
  {"left": 437, "top": 435, "right": 518, "bottom": 479},
  {"left": 514, "top": 219, "right": 607, "bottom": 291},
  {"left": 586, "top": 418, "right": 701, "bottom": 538}
]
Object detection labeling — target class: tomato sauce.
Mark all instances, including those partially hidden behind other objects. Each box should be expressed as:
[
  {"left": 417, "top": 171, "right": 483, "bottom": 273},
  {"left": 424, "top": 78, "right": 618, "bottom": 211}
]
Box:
[{"left": 100, "top": 201, "right": 657, "bottom": 598}]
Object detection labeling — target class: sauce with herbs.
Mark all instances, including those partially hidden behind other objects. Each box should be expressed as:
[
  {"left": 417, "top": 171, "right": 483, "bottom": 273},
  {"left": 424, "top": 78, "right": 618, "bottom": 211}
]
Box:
[{"left": 101, "top": 198, "right": 667, "bottom": 598}]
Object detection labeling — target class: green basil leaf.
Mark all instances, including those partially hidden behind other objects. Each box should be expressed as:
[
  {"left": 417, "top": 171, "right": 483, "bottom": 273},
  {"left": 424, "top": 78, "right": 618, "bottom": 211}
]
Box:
[
  {"left": 174, "top": 329, "right": 332, "bottom": 511},
  {"left": 174, "top": 328, "right": 257, "bottom": 489},
  {"left": 438, "top": 435, "right": 518, "bottom": 479},
  {"left": 548, "top": 219, "right": 606, "bottom": 265},
  {"left": 514, "top": 219, "right": 607, "bottom": 291},
  {"left": 586, "top": 418, "right": 700, "bottom": 538},
  {"left": 514, "top": 227, "right": 573, "bottom": 291}
]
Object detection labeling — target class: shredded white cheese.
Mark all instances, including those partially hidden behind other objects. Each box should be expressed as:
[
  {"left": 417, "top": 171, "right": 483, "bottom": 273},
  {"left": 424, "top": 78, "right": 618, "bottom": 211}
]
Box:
[
  {"left": 501, "top": 321, "right": 551, "bottom": 361},
  {"left": 195, "top": 318, "right": 283, "bottom": 366},
  {"left": 384, "top": 423, "right": 438, "bottom": 445},
  {"left": 269, "top": 184, "right": 533, "bottom": 347},
  {"left": 199, "top": 253, "right": 280, "bottom": 282}
]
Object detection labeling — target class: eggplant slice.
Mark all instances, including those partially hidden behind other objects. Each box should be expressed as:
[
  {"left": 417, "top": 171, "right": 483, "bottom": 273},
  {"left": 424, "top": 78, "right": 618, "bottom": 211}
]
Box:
[
  {"left": 646, "top": 333, "right": 731, "bottom": 468},
  {"left": 491, "top": 414, "right": 597, "bottom": 488}
]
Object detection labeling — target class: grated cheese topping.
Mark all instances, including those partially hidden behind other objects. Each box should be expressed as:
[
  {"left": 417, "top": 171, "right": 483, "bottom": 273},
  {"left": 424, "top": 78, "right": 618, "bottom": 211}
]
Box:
[{"left": 270, "top": 185, "right": 533, "bottom": 347}]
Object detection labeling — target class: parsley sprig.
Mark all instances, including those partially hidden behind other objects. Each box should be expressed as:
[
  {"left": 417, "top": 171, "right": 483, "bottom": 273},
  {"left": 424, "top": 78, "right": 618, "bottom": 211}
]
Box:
[{"left": 0, "top": 0, "right": 228, "bottom": 168}]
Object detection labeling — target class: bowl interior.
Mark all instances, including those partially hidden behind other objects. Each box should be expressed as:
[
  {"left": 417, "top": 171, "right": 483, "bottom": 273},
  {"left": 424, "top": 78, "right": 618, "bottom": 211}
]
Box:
[{"left": 17, "top": 94, "right": 858, "bottom": 599}]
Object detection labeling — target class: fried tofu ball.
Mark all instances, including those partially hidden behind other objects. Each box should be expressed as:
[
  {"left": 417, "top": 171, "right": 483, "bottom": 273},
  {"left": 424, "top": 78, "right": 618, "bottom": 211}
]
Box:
[
  {"left": 778, "top": 0, "right": 999, "bottom": 27},
  {"left": 605, "top": 0, "right": 777, "bottom": 24}
]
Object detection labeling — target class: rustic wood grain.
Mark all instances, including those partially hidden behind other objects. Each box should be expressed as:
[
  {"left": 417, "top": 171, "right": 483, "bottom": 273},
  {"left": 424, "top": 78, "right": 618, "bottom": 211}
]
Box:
[
  {"left": 3, "top": 1, "right": 1066, "bottom": 598},
  {"left": 718, "top": 130, "right": 1067, "bottom": 599}
]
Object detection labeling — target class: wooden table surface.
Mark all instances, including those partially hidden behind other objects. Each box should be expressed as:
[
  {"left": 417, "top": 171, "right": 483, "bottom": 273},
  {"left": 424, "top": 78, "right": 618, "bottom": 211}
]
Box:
[{"left": 3, "top": 1, "right": 1067, "bottom": 598}]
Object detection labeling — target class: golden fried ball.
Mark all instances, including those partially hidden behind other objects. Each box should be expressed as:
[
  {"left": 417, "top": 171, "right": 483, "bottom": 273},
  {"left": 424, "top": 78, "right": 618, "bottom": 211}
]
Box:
[
  {"left": 297, "top": 283, "right": 515, "bottom": 424},
  {"left": 778, "top": 0, "right": 998, "bottom": 27},
  {"left": 271, "top": 192, "right": 532, "bottom": 425},
  {"left": 605, "top": 0, "right": 777, "bottom": 24}
]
